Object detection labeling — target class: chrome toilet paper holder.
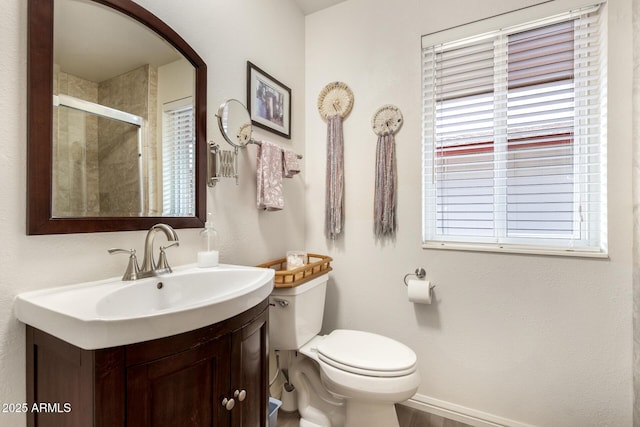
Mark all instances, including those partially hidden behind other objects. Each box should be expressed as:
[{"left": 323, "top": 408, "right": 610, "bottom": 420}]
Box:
[{"left": 403, "top": 268, "right": 435, "bottom": 289}]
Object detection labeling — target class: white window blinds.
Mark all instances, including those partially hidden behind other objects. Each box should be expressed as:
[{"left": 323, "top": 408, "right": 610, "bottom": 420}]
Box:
[
  {"left": 422, "top": 4, "right": 606, "bottom": 255},
  {"left": 162, "top": 98, "right": 195, "bottom": 216}
]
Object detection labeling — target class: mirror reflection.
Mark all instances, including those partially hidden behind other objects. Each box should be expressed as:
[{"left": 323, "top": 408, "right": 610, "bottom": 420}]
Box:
[
  {"left": 53, "top": 0, "right": 196, "bottom": 217},
  {"left": 217, "top": 99, "right": 253, "bottom": 148}
]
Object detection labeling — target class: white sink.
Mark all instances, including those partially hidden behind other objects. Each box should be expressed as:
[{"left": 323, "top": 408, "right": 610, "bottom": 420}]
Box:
[{"left": 14, "top": 264, "right": 274, "bottom": 350}]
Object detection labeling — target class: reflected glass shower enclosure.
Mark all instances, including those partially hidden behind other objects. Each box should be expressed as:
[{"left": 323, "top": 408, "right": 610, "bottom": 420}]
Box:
[{"left": 52, "top": 94, "right": 144, "bottom": 218}]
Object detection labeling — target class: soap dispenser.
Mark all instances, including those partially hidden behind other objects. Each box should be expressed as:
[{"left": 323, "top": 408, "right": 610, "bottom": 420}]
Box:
[{"left": 197, "top": 213, "right": 219, "bottom": 267}]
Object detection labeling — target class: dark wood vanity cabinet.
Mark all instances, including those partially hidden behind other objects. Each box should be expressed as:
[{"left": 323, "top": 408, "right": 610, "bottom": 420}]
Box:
[{"left": 26, "top": 299, "right": 269, "bottom": 427}]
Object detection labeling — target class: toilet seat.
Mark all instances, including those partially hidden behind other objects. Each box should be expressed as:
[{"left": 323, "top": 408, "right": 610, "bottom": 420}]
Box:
[{"left": 316, "top": 329, "right": 417, "bottom": 378}]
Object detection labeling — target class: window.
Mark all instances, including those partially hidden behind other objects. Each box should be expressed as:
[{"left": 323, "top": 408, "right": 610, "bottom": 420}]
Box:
[
  {"left": 422, "top": 4, "right": 606, "bottom": 256},
  {"left": 162, "top": 98, "right": 195, "bottom": 216}
]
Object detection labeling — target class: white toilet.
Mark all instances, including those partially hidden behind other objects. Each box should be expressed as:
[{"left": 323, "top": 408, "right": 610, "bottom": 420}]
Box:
[{"left": 269, "top": 274, "right": 420, "bottom": 427}]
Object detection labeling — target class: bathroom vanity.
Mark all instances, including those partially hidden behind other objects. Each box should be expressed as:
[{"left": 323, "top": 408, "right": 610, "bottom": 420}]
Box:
[
  {"left": 15, "top": 262, "right": 274, "bottom": 427},
  {"left": 25, "top": 299, "right": 269, "bottom": 426}
]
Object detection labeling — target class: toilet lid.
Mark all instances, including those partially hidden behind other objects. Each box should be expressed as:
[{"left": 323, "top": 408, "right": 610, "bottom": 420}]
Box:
[{"left": 316, "top": 330, "right": 417, "bottom": 377}]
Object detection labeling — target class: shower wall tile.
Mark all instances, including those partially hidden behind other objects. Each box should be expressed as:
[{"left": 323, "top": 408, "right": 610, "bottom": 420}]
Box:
[
  {"left": 146, "top": 65, "right": 159, "bottom": 216},
  {"left": 98, "top": 64, "right": 157, "bottom": 216}
]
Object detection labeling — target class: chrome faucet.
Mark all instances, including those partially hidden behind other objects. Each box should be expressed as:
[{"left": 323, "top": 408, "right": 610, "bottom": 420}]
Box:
[
  {"left": 139, "top": 224, "right": 180, "bottom": 277},
  {"left": 109, "top": 223, "right": 180, "bottom": 281}
]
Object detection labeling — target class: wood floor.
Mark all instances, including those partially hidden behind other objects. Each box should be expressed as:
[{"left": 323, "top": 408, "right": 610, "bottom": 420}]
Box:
[
  {"left": 276, "top": 409, "right": 301, "bottom": 427},
  {"left": 276, "top": 405, "right": 473, "bottom": 427},
  {"left": 396, "top": 405, "right": 473, "bottom": 427}
]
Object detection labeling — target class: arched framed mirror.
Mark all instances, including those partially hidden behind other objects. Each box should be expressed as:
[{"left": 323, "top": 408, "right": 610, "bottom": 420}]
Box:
[{"left": 27, "top": 0, "right": 207, "bottom": 234}]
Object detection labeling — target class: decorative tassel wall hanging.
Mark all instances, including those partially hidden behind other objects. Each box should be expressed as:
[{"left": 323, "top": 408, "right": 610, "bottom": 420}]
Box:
[
  {"left": 371, "top": 105, "right": 403, "bottom": 239},
  {"left": 325, "top": 115, "right": 344, "bottom": 239},
  {"left": 317, "top": 82, "right": 354, "bottom": 240}
]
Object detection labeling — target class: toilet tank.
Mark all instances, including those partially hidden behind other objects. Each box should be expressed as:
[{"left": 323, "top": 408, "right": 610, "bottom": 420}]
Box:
[{"left": 269, "top": 273, "right": 328, "bottom": 350}]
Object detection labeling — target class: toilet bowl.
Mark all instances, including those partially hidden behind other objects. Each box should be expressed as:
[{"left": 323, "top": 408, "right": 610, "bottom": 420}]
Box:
[{"left": 269, "top": 274, "right": 420, "bottom": 427}]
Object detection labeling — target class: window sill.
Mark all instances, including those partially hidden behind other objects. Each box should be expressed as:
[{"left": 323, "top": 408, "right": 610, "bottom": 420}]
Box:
[{"left": 422, "top": 241, "right": 609, "bottom": 259}]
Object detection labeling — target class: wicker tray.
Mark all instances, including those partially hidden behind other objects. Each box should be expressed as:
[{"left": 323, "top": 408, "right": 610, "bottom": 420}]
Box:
[{"left": 257, "top": 253, "right": 332, "bottom": 288}]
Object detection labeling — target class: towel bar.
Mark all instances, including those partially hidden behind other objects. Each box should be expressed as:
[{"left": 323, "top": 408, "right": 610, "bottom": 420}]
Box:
[{"left": 248, "top": 139, "right": 303, "bottom": 159}]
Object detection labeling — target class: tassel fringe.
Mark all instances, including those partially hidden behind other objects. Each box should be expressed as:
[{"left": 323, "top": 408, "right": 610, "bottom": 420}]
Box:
[
  {"left": 374, "top": 132, "right": 397, "bottom": 238},
  {"left": 325, "top": 115, "right": 344, "bottom": 240}
]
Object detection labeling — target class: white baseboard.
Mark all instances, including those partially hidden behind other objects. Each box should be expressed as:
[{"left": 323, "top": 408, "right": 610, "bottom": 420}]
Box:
[{"left": 400, "top": 393, "right": 537, "bottom": 427}]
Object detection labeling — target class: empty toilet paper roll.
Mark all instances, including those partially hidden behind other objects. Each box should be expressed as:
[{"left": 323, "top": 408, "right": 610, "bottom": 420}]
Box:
[{"left": 407, "top": 279, "right": 432, "bottom": 304}]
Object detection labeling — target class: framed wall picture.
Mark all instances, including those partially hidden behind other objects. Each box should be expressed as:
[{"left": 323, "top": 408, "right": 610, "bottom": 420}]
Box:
[{"left": 246, "top": 61, "right": 291, "bottom": 139}]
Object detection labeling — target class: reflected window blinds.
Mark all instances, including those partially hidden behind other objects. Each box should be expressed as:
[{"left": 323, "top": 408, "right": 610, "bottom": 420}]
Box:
[{"left": 162, "top": 99, "right": 195, "bottom": 216}]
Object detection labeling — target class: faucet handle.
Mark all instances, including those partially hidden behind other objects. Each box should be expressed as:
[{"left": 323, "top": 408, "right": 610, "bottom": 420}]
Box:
[
  {"left": 108, "top": 248, "right": 140, "bottom": 281},
  {"left": 157, "top": 242, "right": 179, "bottom": 273}
]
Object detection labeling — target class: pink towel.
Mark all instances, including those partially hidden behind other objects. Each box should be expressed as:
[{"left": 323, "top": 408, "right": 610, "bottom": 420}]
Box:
[
  {"left": 283, "top": 150, "right": 300, "bottom": 178},
  {"left": 256, "top": 141, "right": 284, "bottom": 210}
]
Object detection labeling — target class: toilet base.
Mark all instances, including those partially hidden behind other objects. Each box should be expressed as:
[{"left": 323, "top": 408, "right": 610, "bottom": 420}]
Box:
[
  {"left": 290, "top": 353, "right": 345, "bottom": 427},
  {"left": 344, "top": 400, "right": 400, "bottom": 427},
  {"left": 290, "top": 353, "right": 407, "bottom": 427}
]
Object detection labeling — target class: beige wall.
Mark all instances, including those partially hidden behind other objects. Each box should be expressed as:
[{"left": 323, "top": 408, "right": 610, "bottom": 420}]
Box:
[
  {"left": 305, "top": 0, "right": 633, "bottom": 426},
  {"left": 0, "top": 1, "right": 305, "bottom": 426}
]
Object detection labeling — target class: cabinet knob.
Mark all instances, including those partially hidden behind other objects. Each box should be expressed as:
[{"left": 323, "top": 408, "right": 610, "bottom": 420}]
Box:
[
  {"left": 221, "top": 397, "right": 235, "bottom": 411},
  {"left": 234, "top": 389, "right": 247, "bottom": 401}
]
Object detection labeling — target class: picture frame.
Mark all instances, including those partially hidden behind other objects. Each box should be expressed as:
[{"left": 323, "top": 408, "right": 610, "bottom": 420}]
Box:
[{"left": 246, "top": 61, "right": 291, "bottom": 139}]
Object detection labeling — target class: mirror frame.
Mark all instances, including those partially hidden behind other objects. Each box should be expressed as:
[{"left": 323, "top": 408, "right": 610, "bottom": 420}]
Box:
[{"left": 27, "top": 0, "right": 207, "bottom": 234}]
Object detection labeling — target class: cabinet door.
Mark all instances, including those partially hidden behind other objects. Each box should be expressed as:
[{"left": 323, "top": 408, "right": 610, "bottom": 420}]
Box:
[
  {"left": 231, "top": 308, "right": 269, "bottom": 427},
  {"left": 126, "top": 335, "right": 231, "bottom": 427},
  {"left": 26, "top": 326, "right": 126, "bottom": 427}
]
